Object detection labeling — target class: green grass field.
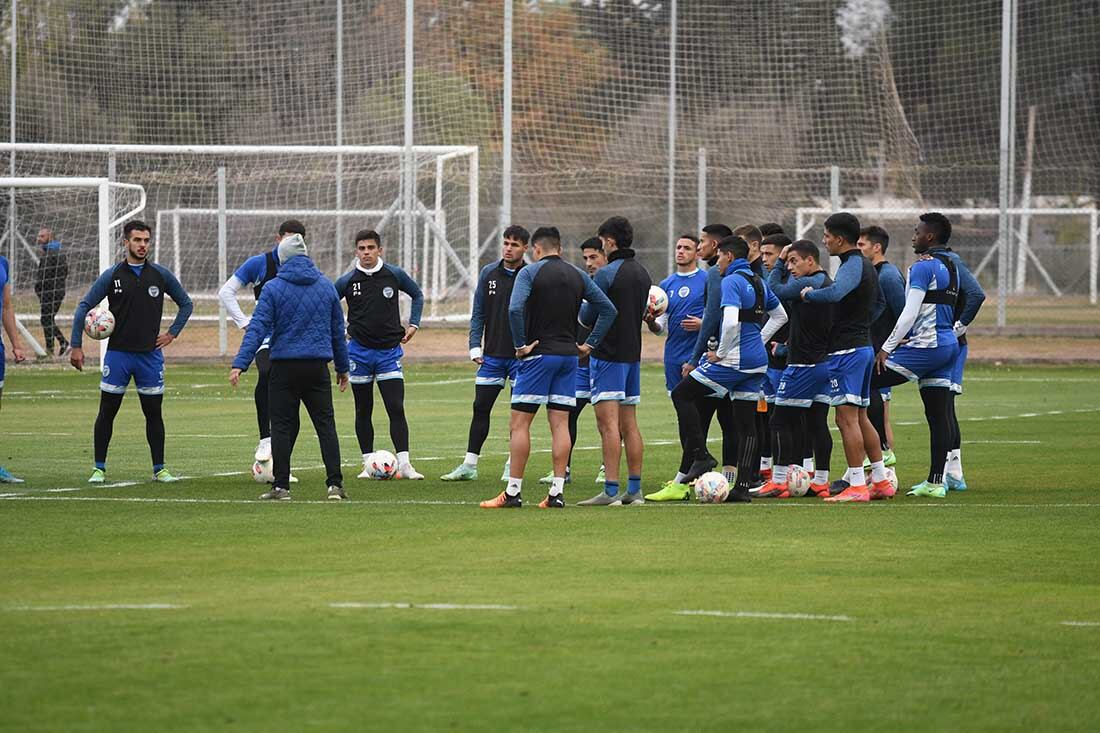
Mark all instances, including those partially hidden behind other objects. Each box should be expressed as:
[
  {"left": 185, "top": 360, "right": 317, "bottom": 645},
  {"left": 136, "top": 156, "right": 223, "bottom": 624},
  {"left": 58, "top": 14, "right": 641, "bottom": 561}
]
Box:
[{"left": 2, "top": 361, "right": 1099, "bottom": 731}]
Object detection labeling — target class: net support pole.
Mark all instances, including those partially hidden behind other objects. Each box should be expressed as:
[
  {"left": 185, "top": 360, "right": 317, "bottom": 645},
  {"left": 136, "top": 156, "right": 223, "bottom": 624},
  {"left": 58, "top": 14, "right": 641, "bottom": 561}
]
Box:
[
  {"left": 829, "top": 165, "right": 840, "bottom": 275},
  {"left": 666, "top": 0, "right": 677, "bottom": 274},
  {"left": 97, "top": 181, "right": 110, "bottom": 362},
  {"left": 696, "top": 146, "right": 706, "bottom": 235},
  {"left": 501, "top": 0, "right": 513, "bottom": 233},
  {"left": 172, "top": 212, "right": 181, "bottom": 283},
  {"left": 996, "top": 0, "right": 1016, "bottom": 329},
  {"left": 402, "top": 0, "right": 415, "bottom": 272},
  {"left": 469, "top": 147, "right": 479, "bottom": 309},
  {"left": 335, "top": 0, "right": 344, "bottom": 275},
  {"left": 1090, "top": 207, "right": 1098, "bottom": 306},
  {"left": 7, "top": 0, "right": 17, "bottom": 286},
  {"left": 217, "top": 166, "right": 228, "bottom": 357},
  {"left": 1014, "top": 105, "right": 1036, "bottom": 293}
]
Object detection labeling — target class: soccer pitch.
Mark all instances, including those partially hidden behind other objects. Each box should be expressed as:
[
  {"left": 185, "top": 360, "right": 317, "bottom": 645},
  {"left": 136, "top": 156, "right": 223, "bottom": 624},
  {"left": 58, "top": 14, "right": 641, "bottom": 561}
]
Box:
[{"left": 2, "top": 362, "right": 1099, "bottom": 731}]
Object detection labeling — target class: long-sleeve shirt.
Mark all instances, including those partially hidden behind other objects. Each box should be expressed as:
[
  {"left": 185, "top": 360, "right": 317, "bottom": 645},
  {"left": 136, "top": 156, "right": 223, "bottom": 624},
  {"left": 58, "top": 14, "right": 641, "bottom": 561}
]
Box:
[
  {"left": 71, "top": 262, "right": 192, "bottom": 351},
  {"left": 802, "top": 249, "right": 882, "bottom": 352},
  {"left": 509, "top": 255, "right": 616, "bottom": 356}
]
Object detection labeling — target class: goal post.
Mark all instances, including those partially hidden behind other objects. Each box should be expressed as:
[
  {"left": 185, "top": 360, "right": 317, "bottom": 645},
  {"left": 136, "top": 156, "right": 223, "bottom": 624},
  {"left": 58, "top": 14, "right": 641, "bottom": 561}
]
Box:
[{"left": 1, "top": 177, "right": 146, "bottom": 360}]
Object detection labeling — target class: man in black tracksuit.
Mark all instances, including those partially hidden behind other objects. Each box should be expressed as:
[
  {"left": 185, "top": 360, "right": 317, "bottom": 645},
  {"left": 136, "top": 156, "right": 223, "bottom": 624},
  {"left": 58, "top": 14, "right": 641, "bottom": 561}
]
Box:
[{"left": 34, "top": 227, "right": 69, "bottom": 355}]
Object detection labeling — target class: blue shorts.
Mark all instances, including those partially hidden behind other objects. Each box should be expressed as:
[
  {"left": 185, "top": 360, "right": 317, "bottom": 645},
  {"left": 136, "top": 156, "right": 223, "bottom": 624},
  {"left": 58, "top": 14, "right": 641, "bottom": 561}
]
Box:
[
  {"left": 885, "top": 342, "right": 959, "bottom": 389},
  {"left": 951, "top": 342, "right": 968, "bottom": 394},
  {"left": 775, "top": 363, "right": 831, "bottom": 408},
  {"left": 690, "top": 361, "right": 764, "bottom": 402},
  {"left": 663, "top": 359, "right": 686, "bottom": 394},
  {"left": 476, "top": 355, "right": 519, "bottom": 387},
  {"left": 590, "top": 358, "right": 641, "bottom": 405},
  {"left": 101, "top": 349, "right": 165, "bottom": 395},
  {"left": 827, "top": 347, "right": 875, "bottom": 407},
  {"left": 512, "top": 354, "right": 578, "bottom": 410},
  {"left": 348, "top": 342, "right": 403, "bottom": 384},
  {"left": 763, "top": 367, "right": 783, "bottom": 403},
  {"left": 880, "top": 387, "right": 892, "bottom": 401},
  {"left": 575, "top": 365, "right": 591, "bottom": 400}
]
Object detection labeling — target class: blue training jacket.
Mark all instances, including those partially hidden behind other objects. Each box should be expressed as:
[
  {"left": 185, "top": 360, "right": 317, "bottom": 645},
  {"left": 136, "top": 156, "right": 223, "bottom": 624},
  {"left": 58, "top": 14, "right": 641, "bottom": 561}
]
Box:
[{"left": 232, "top": 255, "right": 350, "bottom": 373}]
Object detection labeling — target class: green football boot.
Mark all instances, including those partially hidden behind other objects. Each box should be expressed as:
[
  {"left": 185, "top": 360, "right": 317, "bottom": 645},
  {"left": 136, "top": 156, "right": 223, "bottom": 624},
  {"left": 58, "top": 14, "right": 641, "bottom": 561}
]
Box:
[
  {"left": 440, "top": 463, "right": 478, "bottom": 482},
  {"left": 594, "top": 465, "right": 605, "bottom": 484},
  {"left": 88, "top": 468, "right": 106, "bottom": 484},
  {"left": 906, "top": 480, "right": 946, "bottom": 498},
  {"left": 644, "top": 480, "right": 693, "bottom": 502},
  {"left": 153, "top": 468, "right": 181, "bottom": 483},
  {"left": 539, "top": 470, "right": 571, "bottom": 485}
]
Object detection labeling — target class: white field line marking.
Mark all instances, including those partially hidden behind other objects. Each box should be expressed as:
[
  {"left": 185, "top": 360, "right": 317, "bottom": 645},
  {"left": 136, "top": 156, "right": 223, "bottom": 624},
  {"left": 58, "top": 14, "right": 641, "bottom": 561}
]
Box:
[
  {"left": 1060, "top": 621, "right": 1100, "bottom": 627},
  {"left": 9, "top": 431, "right": 74, "bottom": 436},
  {"left": 963, "top": 440, "right": 1042, "bottom": 444},
  {"left": 4, "top": 495, "right": 1099, "bottom": 509},
  {"left": 175, "top": 434, "right": 250, "bottom": 438},
  {"left": 3, "top": 603, "right": 188, "bottom": 612},
  {"left": 967, "top": 377, "right": 1100, "bottom": 383},
  {"left": 330, "top": 602, "right": 522, "bottom": 611},
  {"left": 676, "top": 610, "right": 854, "bottom": 622}
]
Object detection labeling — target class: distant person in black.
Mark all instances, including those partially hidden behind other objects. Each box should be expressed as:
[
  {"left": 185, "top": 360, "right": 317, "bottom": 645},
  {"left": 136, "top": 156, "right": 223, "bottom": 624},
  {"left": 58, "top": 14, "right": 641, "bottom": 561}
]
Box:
[
  {"left": 440, "top": 225, "right": 529, "bottom": 482},
  {"left": 33, "top": 227, "right": 69, "bottom": 355},
  {"left": 479, "top": 227, "right": 615, "bottom": 510},
  {"left": 577, "top": 216, "right": 652, "bottom": 506}
]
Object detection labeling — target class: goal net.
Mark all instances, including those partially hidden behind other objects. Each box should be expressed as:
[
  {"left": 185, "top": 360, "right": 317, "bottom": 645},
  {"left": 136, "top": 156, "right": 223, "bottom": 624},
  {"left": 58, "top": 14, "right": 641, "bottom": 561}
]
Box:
[{"left": 1, "top": 145, "right": 478, "bottom": 357}]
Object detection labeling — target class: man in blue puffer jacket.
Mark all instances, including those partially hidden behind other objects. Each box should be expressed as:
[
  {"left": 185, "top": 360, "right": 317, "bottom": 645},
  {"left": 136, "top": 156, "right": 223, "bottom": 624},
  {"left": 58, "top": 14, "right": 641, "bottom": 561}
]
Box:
[{"left": 229, "top": 233, "right": 350, "bottom": 501}]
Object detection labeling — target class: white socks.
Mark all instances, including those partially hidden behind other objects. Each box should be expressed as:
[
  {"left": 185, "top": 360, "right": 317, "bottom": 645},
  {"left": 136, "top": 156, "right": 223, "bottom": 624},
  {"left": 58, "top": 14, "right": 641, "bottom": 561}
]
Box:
[
  {"left": 945, "top": 449, "right": 963, "bottom": 478},
  {"left": 506, "top": 477, "right": 522, "bottom": 496},
  {"left": 772, "top": 464, "right": 788, "bottom": 484},
  {"left": 464, "top": 452, "right": 479, "bottom": 467},
  {"left": 846, "top": 466, "right": 867, "bottom": 487},
  {"left": 397, "top": 451, "right": 410, "bottom": 467},
  {"left": 803, "top": 457, "right": 814, "bottom": 472},
  {"left": 674, "top": 471, "right": 688, "bottom": 484},
  {"left": 549, "top": 477, "right": 565, "bottom": 496},
  {"left": 869, "top": 460, "right": 887, "bottom": 483},
  {"left": 760, "top": 456, "right": 773, "bottom": 471},
  {"left": 812, "top": 469, "right": 829, "bottom": 485}
]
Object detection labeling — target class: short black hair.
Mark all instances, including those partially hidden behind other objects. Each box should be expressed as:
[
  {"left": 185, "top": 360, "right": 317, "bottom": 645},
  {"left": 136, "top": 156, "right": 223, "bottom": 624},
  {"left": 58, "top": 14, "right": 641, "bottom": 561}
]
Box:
[
  {"left": 531, "top": 226, "right": 562, "bottom": 250},
  {"left": 678, "top": 233, "right": 700, "bottom": 244},
  {"left": 597, "top": 216, "right": 633, "bottom": 249},
  {"left": 503, "top": 224, "right": 530, "bottom": 245},
  {"left": 580, "top": 236, "right": 603, "bottom": 252},
  {"left": 759, "top": 222, "right": 785, "bottom": 237},
  {"left": 919, "top": 212, "right": 952, "bottom": 245},
  {"left": 717, "top": 235, "right": 749, "bottom": 260},
  {"left": 789, "top": 239, "right": 821, "bottom": 263},
  {"left": 860, "top": 225, "right": 889, "bottom": 253},
  {"left": 279, "top": 219, "right": 306, "bottom": 237},
  {"left": 701, "top": 224, "right": 733, "bottom": 239},
  {"left": 733, "top": 224, "right": 763, "bottom": 244},
  {"left": 761, "top": 233, "right": 792, "bottom": 249},
  {"left": 355, "top": 229, "right": 381, "bottom": 246},
  {"left": 824, "top": 212, "right": 861, "bottom": 244},
  {"left": 123, "top": 220, "right": 150, "bottom": 238}
]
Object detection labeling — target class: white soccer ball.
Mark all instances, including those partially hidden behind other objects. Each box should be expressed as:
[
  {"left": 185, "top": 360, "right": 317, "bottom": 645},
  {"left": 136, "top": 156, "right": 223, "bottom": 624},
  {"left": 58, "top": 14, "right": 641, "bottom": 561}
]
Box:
[
  {"left": 787, "top": 465, "right": 812, "bottom": 497},
  {"left": 884, "top": 466, "right": 898, "bottom": 492},
  {"left": 694, "top": 471, "right": 729, "bottom": 504},
  {"left": 366, "top": 450, "right": 398, "bottom": 480},
  {"left": 252, "top": 458, "right": 274, "bottom": 484},
  {"left": 84, "top": 307, "right": 115, "bottom": 340},
  {"left": 647, "top": 285, "right": 669, "bottom": 317}
]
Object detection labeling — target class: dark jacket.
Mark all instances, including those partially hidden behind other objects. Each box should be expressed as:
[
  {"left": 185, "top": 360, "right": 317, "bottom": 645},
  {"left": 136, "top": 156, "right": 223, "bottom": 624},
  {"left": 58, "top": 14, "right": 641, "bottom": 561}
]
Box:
[{"left": 34, "top": 243, "right": 68, "bottom": 299}]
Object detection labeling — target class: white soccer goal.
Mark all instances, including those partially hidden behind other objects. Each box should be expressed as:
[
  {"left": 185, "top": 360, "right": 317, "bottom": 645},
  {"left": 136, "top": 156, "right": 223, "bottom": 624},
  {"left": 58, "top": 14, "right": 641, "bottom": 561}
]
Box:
[
  {"left": 0, "top": 143, "right": 479, "bottom": 358},
  {"left": 796, "top": 206, "right": 1100, "bottom": 307},
  {"left": 1, "top": 177, "right": 146, "bottom": 359}
]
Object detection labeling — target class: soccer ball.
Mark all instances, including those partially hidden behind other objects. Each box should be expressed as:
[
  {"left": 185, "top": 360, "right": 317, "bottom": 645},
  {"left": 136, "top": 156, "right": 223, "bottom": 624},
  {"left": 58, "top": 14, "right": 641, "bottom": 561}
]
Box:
[
  {"left": 647, "top": 285, "right": 669, "bottom": 317},
  {"left": 787, "top": 465, "right": 812, "bottom": 497},
  {"left": 884, "top": 467, "right": 898, "bottom": 492},
  {"left": 365, "top": 450, "right": 398, "bottom": 480},
  {"left": 84, "top": 307, "right": 115, "bottom": 340},
  {"left": 251, "top": 458, "right": 274, "bottom": 484},
  {"left": 694, "top": 471, "right": 729, "bottom": 503}
]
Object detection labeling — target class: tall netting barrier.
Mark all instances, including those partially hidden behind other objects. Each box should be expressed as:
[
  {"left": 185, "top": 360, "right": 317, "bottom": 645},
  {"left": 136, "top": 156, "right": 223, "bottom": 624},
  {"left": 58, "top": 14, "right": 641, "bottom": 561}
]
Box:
[{"left": 2, "top": 0, "right": 1097, "bottom": 347}]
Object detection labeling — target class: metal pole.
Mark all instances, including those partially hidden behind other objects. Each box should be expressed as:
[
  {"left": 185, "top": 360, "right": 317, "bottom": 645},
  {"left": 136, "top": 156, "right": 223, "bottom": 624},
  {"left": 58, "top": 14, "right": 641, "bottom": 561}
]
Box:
[
  {"left": 666, "top": 0, "right": 677, "bottom": 274},
  {"left": 217, "top": 166, "right": 227, "bottom": 357},
  {"left": 172, "top": 211, "right": 181, "bottom": 285},
  {"left": 996, "top": 0, "right": 1015, "bottom": 329},
  {"left": 829, "top": 165, "right": 840, "bottom": 274},
  {"left": 97, "top": 181, "right": 110, "bottom": 362},
  {"left": 469, "top": 148, "right": 478, "bottom": 310},
  {"left": 1006, "top": 0, "right": 1019, "bottom": 287},
  {"left": 696, "top": 146, "right": 706, "bottom": 235},
  {"left": 8, "top": 0, "right": 17, "bottom": 286},
  {"left": 1014, "top": 105, "right": 1036, "bottom": 293},
  {"left": 501, "top": 0, "right": 513, "bottom": 232},
  {"left": 1090, "top": 208, "right": 1098, "bottom": 306},
  {"left": 335, "top": 0, "right": 344, "bottom": 275},
  {"left": 403, "top": 0, "right": 415, "bottom": 271}
]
